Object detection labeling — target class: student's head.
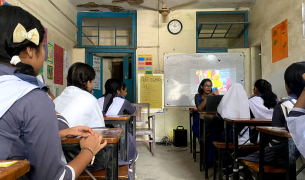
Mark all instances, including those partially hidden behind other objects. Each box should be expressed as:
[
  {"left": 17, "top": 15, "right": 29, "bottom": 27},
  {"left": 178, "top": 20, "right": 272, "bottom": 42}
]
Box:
[
  {"left": 254, "top": 79, "right": 277, "bottom": 109},
  {"left": 67, "top": 62, "right": 96, "bottom": 92},
  {"left": 0, "top": 5, "right": 45, "bottom": 76},
  {"left": 284, "top": 61, "right": 305, "bottom": 98},
  {"left": 119, "top": 83, "right": 127, "bottom": 97},
  {"left": 198, "top": 79, "right": 213, "bottom": 95},
  {"left": 103, "top": 78, "right": 123, "bottom": 114}
]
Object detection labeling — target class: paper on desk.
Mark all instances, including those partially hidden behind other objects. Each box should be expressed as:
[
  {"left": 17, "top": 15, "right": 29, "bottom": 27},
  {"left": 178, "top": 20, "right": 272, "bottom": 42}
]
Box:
[{"left": 0, "top": 161, "right": 17, "bottom": 167}]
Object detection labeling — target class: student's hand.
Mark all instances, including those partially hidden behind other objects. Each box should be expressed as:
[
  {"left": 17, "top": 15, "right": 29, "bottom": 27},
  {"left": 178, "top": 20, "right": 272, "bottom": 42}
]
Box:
[
  {"left": 59, "top": 126, "right": 96, "bottom": 141},
  {"left": 80, "top": 132, "right": 107, "bottom": 155}
]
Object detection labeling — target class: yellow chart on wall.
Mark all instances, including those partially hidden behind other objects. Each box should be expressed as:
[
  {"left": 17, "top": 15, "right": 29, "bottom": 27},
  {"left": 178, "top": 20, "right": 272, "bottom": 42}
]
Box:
[{"left": 140, "top": 75, "right": 162, "bottom": 109}]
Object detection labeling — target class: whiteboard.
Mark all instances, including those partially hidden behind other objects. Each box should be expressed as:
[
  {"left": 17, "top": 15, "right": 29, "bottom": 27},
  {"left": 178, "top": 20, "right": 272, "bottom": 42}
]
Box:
[{"left": 164, "top": 53, "right": 245, "bottom": 106}]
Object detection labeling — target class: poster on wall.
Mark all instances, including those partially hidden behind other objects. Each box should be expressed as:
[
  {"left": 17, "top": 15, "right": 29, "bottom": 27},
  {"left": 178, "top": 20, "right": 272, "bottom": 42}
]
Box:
[
  {"left": 64, "top": 51, "right": 71, "bottom": 77},
  {"left": 272, "top": 19, "right": 288, "bottom": 63},
  {"left": 47, "top": 41, "right": 54, "bottom": 64},
  {"left": 93, "top": 56, "right": 101, "bottom": 90},
  {"left": 140, "top": 75, "right": 162, "bottom": 109},
  {"left": 54, "top": 44, "right": 64, "bottom": 85},
  {"left": 138, "top": 54, "right": 153, "bottom": 75},
  {"left": 47, "top": 65, "right": 53, "bottom": 80}
]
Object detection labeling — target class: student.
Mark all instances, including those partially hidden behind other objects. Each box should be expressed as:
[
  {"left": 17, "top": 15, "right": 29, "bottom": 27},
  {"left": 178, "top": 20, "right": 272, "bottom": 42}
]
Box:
[
  {"left": 98, "top": 78, "right": 135, "bottom": 115},
  {"left": 235, "top": 62, "right": 305, "bottom": 179},
  {"left": 192, "top": 79, "right": 219, "bottom": 139},
  {"left": 217, "top": 83, "right": 252, "bottom": 145},
  {"left": 0, "top": 5, "right": 106, "bottom": 180},
  {"left": 118, "top": 82, "right": 127, "bottom": 99},
  {"left": 54, "top": 62, "right": 105, "bottom": 128},
  {"left": 249, "top": 79, "right": 277, "bottom": 119}
]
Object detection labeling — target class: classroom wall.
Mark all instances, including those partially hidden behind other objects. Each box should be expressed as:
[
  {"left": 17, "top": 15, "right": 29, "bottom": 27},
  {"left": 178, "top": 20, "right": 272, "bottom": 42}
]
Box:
[
  {"left": 248, "top": 0, "right": 305, "bottom": 98},
  {"left": 6, "top": 0, "right": 78, "bottom": 95}
]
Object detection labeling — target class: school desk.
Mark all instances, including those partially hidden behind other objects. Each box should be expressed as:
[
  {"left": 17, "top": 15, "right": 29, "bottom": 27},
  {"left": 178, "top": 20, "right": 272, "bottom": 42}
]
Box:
[
  {"left": 256, "top": 127, "right": 297, "bottom": 180},
  {"left": 62, "top": 128, "right": 123, "bottom": 180},
  {"left": 199, "top": 112, "right": 222, "bottom": 179},
  {"left": 0, "top": 160, "right": 30, "bottom": 180},
  {"left": 188, "top": 108, "right": 198, "bottom": 154},
  {"left": 104, "top": 115, "right": 131, "bottom": 162},
  {"left": 223, "top": 118, "right": 272, "bottom": 180}
]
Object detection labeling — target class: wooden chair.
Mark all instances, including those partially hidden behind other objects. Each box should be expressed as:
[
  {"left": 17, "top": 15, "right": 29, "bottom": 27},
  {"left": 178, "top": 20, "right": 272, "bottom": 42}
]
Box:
[
  {"left": 131, "top": 103, "right": 156, "bottom": 156},
  {"left": 213, "top": 142, "right": 259, "bottom": 180},
  {"left": 77, "top": 165, "right": 129, "bottom": 180}
]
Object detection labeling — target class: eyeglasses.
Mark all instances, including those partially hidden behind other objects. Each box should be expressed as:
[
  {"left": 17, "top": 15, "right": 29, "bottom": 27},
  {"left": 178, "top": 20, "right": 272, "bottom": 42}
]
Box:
[{"left": 203, "top": 85, "right": 212, "bottom": 88}]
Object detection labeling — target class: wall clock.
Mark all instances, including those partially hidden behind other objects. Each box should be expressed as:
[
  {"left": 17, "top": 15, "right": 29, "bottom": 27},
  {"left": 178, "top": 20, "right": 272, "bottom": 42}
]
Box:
[{"left": 168, "top": 19, "right": 182, "bottom": 35}]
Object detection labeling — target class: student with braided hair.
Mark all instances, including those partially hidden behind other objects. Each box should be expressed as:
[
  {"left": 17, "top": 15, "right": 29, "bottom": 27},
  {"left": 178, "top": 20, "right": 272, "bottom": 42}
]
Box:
[
  {"left": 54, "top": 62, "right": 105, "bottom": 128},
  {"left": 98, "top": 78, "right": 135, "bottom": 116}
]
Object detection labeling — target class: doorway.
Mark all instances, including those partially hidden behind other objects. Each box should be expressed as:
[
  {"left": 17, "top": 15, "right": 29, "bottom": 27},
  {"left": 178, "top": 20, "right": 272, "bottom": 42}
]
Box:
[{"left": 86, "top": 50, "right": 136, "bottom": 103}]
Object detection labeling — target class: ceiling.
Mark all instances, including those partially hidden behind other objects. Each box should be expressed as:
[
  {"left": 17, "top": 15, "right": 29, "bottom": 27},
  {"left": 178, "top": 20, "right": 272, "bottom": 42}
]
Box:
[{"left": 68, "top": 0, "right": 257, "bottom": 12}]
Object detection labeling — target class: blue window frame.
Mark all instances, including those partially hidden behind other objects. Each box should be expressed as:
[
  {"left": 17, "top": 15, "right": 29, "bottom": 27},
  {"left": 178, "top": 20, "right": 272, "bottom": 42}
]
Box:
[
  {"left": 77, "top": 12, "right": 137, "bottom": 48},
  {"left": 196, "top": 11, "right": 249, "bottom": 53}
]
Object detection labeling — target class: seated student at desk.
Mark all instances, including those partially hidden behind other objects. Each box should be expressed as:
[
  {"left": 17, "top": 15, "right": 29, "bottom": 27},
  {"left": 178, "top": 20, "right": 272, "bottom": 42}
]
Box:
[
  {"left": 0, "top": 6, "right": 106, "bottom": 180},
  {"left": 192, "top": 79, "right": 219, "bottom": 140},
  {"left": 98, "top": 79, "right": 135, "bottom": 115},
  {"left": 117, "top": 82, "right": 127, "bottom": 99},
  {"left": 235, "top": 62, "right": 305, "bottom": 180},
  {"left": 217, "top": 83, "right": 252, "bottom": 145},
  {"left": 249, "top": 79, "right": 277, "bottom": 119},
  {"left": 54, "top": 62, "right": 105, "bottom": 128}
]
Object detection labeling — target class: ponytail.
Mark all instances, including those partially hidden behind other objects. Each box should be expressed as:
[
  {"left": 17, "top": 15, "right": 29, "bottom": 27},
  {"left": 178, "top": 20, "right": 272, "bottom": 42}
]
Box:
[
  {"left": 78, "top": 72, "right": 88, "bottom": 92},
  {"left": 104, "top": 92, "right": 116, "bottom": 114},
  {"left": 14, "top": 62, "right": 35, "bottom": 75},
  {"left": 254, "top": 79, "right": 277, "bottom": 109},
  {"left": 102, "top": 78, "right": 123, "bottom": 114}
]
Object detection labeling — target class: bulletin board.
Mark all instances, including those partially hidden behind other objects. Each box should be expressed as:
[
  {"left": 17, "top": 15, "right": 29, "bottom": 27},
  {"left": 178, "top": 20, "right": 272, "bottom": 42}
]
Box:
[{"left": 138, "top": 74, "right": 164, "bottom": 113}]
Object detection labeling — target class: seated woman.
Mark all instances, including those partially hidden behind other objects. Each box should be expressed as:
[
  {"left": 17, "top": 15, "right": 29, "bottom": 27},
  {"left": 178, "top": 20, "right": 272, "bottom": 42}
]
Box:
[
  {"left": 54, "top": 62, "right": 105, "bottom": 128},
  {"left": 98, "top": 79, "right": 135, "bottom": 116},
  {"left": 235, "top": 62, "right": 305, "bottom": 179},
  {"left": 0, "top": 5, "right": 105, "bottom": 179},
  {"left": 217, "top": 83, "right": 252, "bottom": 145},
  {"left": 192, "top": 79, "right": 219, "bottom": 140},
  {"left": 117, "top": 82, "right": 127, "bottom": 99},
  {"left": 249, "top": 79, "right": 277, "bottom": 119}
]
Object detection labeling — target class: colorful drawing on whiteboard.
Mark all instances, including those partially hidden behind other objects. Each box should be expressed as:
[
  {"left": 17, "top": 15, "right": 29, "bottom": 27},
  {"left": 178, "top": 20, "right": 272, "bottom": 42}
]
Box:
[
  {"left": 47, "top": 65, "right": 53, "bottom": 80},
  {"left": 272, "top": 19, "right": 288, "bottom": 63},
  {"left": 195, "top": 69, "right": 230, "bottom": 94},
  {"left": 47, "top": 42, "right": 54, "bottom": 64}
]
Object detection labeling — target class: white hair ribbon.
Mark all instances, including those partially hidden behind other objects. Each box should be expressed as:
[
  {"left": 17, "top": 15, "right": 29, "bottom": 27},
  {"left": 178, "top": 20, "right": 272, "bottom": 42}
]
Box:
[
  {"left": 13, "top": 23, "right": 40, "bottom": 45},
  {"left": 10, "top": 56, "right": 21, "bottom": 65}
]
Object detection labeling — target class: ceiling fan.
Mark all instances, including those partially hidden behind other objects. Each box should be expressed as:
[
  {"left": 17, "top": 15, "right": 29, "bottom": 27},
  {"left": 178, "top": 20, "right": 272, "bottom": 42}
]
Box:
[
  {"left": 76, "top": 2, "right": 125, "bottom": 12},
  {"left": 138, "top": 0, "right": 199, "bottom": 16},
  {"left": 112, "top": 0, "right": 144, "bottom": 5}
]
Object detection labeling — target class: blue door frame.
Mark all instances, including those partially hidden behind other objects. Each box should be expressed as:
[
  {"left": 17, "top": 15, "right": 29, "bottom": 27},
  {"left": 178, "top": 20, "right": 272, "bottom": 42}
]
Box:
[
  {"left": 196, "top": 11, "right": 248, "bottom": 53},
  {"left": 85, "top": 48, "right": 136, "bottom": 103}
]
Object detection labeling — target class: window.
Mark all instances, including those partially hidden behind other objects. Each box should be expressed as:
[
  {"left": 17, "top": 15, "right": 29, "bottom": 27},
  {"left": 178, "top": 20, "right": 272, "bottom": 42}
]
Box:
[
  {"left": 196, "top": 12, "right": 249, "bottom": 53},
  {"left": 77, "top": 12, "right": 136, "bottom": 48}
]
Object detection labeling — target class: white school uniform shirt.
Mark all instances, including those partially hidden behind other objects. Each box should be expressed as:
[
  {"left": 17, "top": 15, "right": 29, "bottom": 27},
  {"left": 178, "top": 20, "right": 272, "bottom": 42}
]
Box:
[
  {"left": 54, "top": 86, "right": 105, "bottom": 128},
  {"left": 217, "top": 83, "right": 251, "bottom": 145},
  {"left": 249, "top": 96, "right": 274, "bottom": 119},
  {"left": 98, "top": 96, "right": 125, "bottom": 115}
]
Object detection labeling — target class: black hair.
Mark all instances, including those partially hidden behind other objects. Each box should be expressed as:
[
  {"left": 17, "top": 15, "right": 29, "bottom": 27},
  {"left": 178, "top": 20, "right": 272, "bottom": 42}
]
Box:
[
  {"left": 67, "top": 62, "right": 95, "bottom": 92},
  {"left": 122, "top": 82, "right": 126, "bottom": 91},
  {"left": 198, "top": 79, "right": 212, "bottom": 95},
  {"left": 0, "top": 5, "right": 45, "bottom": 76},
  {"left": 254, "top": 79, "right": 277, "bottom": 109},
  {"left": 284, "top": 61, "right": 305, "bottom": 98},
  {"left": 103, "top": 78, "right": 123, "bottom": 114}
]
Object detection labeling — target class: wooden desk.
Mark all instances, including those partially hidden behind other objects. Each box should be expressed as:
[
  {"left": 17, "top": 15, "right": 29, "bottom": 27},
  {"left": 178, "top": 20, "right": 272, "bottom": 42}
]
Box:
[
  {"left": 199, "top": 112, "right": 222, "bottom": 179},
  {"left": 0, "top": 160, "right": 30, "bottom": 180},
  {"left": 104, "top": 115, "right": 130, "bottom": 161},
  {"left": 224, "top": 118, "right": 272, "bottom": 180},
  {"left": 62, "top": 128, "right": 123, "bottom": 180},
  {"left": 188, "top": 108, "right": 197, "bottom": 155},
  {"left": 256, "top": 127, "right": 296, "bottom": 180}
]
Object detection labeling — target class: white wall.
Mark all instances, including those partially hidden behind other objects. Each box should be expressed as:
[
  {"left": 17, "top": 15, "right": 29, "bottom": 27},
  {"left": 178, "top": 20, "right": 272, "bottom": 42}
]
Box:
[{"left": 6, "top": 0, "right": 78, "bottom": 94}]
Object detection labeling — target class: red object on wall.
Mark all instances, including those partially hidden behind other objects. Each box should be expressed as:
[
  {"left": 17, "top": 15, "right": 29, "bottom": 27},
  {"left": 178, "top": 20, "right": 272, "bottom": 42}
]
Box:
[{"left": 54, "top": 44, "right": 64, "bottom": 85}]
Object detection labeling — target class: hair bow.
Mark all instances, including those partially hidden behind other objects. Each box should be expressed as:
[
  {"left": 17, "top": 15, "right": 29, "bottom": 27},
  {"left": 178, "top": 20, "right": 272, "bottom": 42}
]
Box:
[{"left": 13, "top": 23, "right": 40, "bottom": 45}]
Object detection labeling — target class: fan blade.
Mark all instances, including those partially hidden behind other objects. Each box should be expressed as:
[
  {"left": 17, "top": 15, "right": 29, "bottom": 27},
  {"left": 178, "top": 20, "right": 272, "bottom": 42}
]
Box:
[
  {"left": 169, "top": 0, "right": 199, "bottom": 11},
  {"left": 135, "top": 5, "right": 159, "bottom": 11}
]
